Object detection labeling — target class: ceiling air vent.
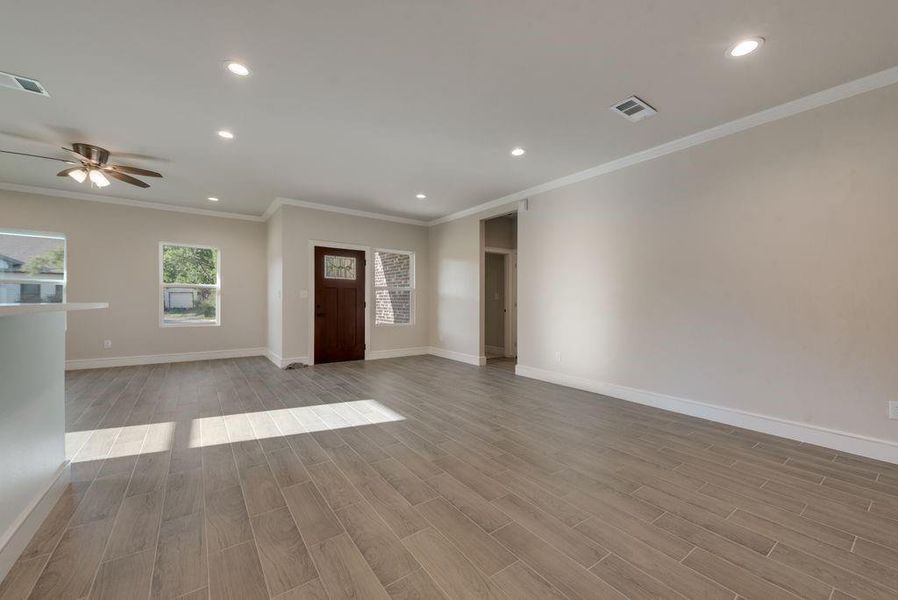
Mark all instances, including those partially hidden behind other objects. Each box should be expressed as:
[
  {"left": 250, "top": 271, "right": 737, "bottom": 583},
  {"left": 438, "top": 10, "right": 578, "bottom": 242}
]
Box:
[
  {"left": 610, "top": 95, "right": 656, "bottom": 122},
  {"left": 0, "top": 71, "right": 50, "bottom": 97}
]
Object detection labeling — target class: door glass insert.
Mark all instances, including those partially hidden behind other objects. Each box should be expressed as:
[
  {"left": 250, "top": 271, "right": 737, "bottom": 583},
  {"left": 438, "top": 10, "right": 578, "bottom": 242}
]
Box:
[{"left": 324, "top": 255, "right": 356, "bottom": 280}]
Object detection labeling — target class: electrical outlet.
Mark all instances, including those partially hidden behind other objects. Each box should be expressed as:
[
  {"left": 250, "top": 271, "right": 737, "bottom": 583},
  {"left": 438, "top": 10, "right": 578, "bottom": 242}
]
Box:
[
  {"left": 890, "top": 401, "right": 898, "bottom": 420},
  {"left": 103, "top": 340, "right": 112, "bottom": 349}
]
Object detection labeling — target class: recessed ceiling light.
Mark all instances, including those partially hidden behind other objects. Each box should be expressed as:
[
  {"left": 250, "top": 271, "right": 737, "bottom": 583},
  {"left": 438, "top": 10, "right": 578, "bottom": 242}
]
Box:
[
  {"left": 416, "top": 193, "right": 427, "bottom": 199},
  {"left": 207, "top": 197, "right": 219, "bottom": 202},
  {"left": 510, "top": 147, "right": 526, "bottom": 157},
  {"left": 217, "top": 130, "right": 234, "bottom": 139},
  {"left": 728, "top": 37, "right": 764, "bottom": 57},
  {"left": 226, "top": 62, "right": 250, "bottom": 77}
]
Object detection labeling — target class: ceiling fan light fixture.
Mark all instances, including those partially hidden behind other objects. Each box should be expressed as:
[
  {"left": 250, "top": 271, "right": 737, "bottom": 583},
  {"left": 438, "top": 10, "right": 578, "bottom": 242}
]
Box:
[
  {"left": 68, "top": 168, "right": 87, "bottom": 183},
  {"left": 5, "top": 143, "right": 161, "bottom": 189},
  {"left": 88, "top": 169, "right": 110, "bottom": 188}
]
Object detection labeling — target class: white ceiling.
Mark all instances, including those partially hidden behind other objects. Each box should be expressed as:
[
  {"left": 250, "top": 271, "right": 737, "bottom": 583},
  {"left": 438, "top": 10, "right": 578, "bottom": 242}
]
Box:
[{"left": 2, "top": 0, "right": 897, "bottom": 220}]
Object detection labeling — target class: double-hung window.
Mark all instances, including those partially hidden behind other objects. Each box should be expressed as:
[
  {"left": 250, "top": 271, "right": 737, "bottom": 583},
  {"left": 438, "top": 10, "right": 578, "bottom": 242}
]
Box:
[
  {"left": 160, "top": 243, "right": 220, "bottom": 326},
  {"left": 0, "top": 230, "right": 66, "bottom": 304},
  {"left": 374, "top": 249, "right": 414, "bottom": 325}
]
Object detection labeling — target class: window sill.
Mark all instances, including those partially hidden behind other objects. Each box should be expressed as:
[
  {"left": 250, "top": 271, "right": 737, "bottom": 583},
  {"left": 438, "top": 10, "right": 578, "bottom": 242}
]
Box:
[{"left": 160, "top": 321, "right": 221, "bottom": 328}]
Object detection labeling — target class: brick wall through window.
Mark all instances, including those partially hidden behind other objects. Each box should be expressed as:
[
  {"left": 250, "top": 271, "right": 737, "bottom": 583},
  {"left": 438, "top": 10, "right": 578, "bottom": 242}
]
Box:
[{"left": 374, "top": 251, "right": 412, "bottom": 325}]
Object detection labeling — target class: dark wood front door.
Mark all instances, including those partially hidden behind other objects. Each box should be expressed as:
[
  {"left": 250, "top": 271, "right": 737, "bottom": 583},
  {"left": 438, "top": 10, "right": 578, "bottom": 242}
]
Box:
[{"left": 314, "top": 246, "right": 366, "bottom": 364}]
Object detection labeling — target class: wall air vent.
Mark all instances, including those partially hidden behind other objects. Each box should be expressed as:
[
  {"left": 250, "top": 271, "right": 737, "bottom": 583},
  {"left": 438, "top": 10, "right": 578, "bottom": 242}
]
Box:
[
  {"left": 610, "top": 95, "right": 656, "bottom": 122},
  {"left": 0, "top": 71, "right": 50, "bottom": 97}
]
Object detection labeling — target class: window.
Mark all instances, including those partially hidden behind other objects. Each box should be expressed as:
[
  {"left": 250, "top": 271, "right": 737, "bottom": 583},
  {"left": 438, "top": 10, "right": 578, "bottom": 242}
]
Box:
[
  {"left": 160, "top": 243, "right": 220, "bottom": 326},
  {"left": 0, "top": 230, "right": 66, "bottom": 304},
  {"left": 374, "top": 249, "right": 414, "bottom": 325}
]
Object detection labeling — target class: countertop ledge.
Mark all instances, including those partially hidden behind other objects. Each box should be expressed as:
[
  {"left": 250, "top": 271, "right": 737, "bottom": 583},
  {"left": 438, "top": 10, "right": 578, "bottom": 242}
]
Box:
[{"left": 0, "top": 302, "right": 108, "bottom": 316}]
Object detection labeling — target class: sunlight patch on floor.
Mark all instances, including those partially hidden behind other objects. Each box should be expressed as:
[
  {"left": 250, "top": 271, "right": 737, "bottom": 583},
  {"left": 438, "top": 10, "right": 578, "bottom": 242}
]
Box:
[{"left": 66, "top": 399, "right": 404, "bottom": 462}]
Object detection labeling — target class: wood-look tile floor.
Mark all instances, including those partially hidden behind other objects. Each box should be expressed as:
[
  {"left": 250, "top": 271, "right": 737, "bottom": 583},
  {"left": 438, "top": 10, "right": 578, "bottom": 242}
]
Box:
[{"left": 2, "top": 356, "right": 898, "bottom": 600}]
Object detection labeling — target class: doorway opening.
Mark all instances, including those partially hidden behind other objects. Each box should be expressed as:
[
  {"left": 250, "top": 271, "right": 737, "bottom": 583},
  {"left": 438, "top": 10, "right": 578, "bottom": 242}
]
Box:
[{"left": 481, "top": 212, "right": 517, "bottom": 370}]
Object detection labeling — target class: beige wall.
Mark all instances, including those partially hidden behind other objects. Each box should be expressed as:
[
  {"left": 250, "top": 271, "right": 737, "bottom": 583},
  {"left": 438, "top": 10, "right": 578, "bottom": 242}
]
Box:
[
  {"left": 0, "top": 191, "right": 428, "bottom": 367},
  {"left": 518, "top": 82, "right": 898, "bottom": 444},
  {"left": 428, "top": 216, "right": 480, "bottom": 358},
  {"left": 484, "top": 215, "right": 517, "bottom": 250},
  {"left": 428, "top": 203, "right": 517, "bottom": 361},
  {"left": 0, "top": 190, "right": 267, "bottom": 362},
  {"left": 276, "top": 205, "right": 429, "bottom": 361}
]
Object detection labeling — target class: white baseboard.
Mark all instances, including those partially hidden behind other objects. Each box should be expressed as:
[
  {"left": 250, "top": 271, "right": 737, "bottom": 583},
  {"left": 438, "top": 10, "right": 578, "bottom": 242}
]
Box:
[
  {"left": 267, "top": 347, "right": 427, "bottom": 367},
  {"left": 265, "top": 349, "right": 310, "bottom": 369},
  {"left": 266, "top": 349, "right": 283, "bottom": 368},
  {"left": 366, "top": 347, "right": 429, "bottom": 360},
  {"left": 0, "top": 461, "right": 70, "bottom": 581},
  {"left": 515, "top": 364, "right": 898, "bottom": 465},
  {"left": 65, "top": 347, "right": 267, "bottom": 370},
  {"left": 427, "top": 346, "right": 487, "bottom": 366}
]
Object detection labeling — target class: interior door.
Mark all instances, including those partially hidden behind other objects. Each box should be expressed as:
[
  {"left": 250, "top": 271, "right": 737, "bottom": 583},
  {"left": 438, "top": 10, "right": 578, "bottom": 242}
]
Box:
[
  {"left": 314, "top": 246, "right": 366, "bottom": 364},
  {"left": 484, "top": 252, "right": 505, "bottom": 354}
]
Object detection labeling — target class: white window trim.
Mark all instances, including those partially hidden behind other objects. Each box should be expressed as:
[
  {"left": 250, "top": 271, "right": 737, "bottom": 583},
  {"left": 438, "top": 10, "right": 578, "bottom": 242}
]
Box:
[
  {"left": 159, "top": 241, "right": 221, "bottom": 328},
  {"left": 0, "top": 229, "right": 66, "bottom": 304},
  {"left": 373, "top": 248, "right": 415, "bottom": 327}
]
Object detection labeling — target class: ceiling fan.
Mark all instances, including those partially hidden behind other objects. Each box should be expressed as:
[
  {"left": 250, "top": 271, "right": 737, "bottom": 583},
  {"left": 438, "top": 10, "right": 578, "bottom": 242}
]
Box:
[{"left": 0, "top": 142, "right": 162, "bottom": 189}]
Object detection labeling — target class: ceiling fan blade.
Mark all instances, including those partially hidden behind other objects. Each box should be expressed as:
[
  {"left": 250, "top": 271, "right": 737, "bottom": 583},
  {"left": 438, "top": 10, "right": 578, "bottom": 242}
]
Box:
[
  {"left": 1, "top": 149, "right": 78, "bottom": 164},
  {"left": 57, "top": 167, "right": 84, "bottom": 177},
  {"left": 105, "top": 170, "right": 150, "bottom": 188},
  {"left": 107, "top": 164, "right": 163, "bottom": 177}
]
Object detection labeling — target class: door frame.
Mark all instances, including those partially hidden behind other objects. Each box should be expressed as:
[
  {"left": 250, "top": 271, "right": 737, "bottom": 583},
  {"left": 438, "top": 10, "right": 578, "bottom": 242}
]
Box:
[
  {"left": 308, "top": 240, "right": 371, "bottom": 365},
  {"left": 484, "top": 246, "right": 517, "bottom": 357}
]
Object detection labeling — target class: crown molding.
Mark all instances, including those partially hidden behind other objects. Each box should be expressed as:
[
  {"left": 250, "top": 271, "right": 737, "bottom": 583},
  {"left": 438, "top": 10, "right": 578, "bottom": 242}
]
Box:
[
  {"left": 428, "top": 64, "right": 898, "bottom": 226},
  {"left": 0, "top": 182, "right": 265, "bottom": 222},
  {"left": 261, "top": 197, "right": 284, "bottom": 221},
  {"left": 266, "top": 196, "right": 429, "bottom": 226}
]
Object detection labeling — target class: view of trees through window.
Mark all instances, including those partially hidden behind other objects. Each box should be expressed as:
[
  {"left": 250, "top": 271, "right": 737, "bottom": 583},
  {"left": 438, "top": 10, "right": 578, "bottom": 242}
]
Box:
[
  {"left": 161, "top": 244, "right": 219, "bottom": 325},
  {"left": 162, "top": 245, "right": 217, "bottom": 285}
]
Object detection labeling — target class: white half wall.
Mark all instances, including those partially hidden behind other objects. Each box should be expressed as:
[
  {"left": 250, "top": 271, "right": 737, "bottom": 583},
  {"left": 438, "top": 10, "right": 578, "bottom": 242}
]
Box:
[
  {"left": 267, "top": 208, "right": 285, "bottom": 360},
  {"left": 0, "top": 312, "right": 67, "bottom": 579}
]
